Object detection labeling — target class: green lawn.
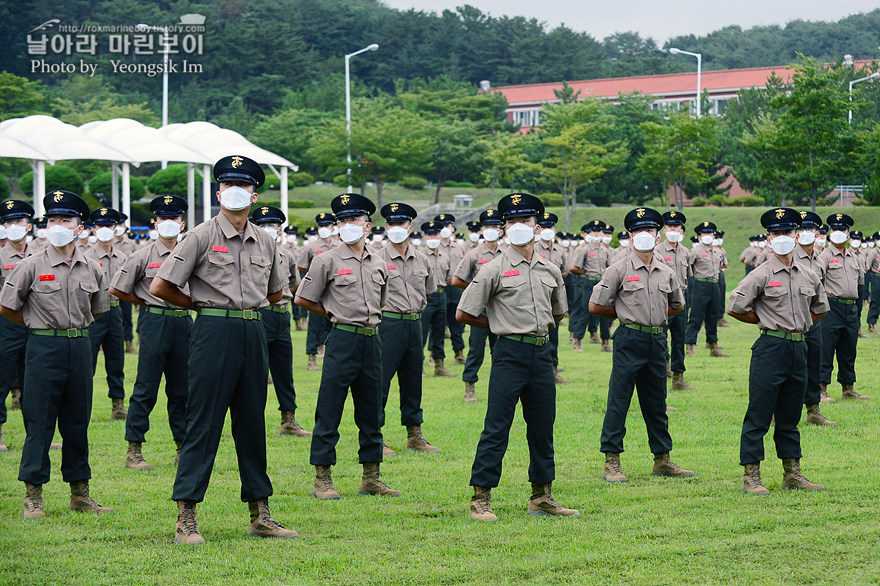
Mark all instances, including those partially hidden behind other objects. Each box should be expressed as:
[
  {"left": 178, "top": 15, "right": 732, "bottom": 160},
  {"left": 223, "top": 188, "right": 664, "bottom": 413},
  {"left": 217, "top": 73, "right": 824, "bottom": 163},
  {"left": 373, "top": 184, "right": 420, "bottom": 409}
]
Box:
[{"left": 1, "top": 301, "right": 879, "bottom": 585}]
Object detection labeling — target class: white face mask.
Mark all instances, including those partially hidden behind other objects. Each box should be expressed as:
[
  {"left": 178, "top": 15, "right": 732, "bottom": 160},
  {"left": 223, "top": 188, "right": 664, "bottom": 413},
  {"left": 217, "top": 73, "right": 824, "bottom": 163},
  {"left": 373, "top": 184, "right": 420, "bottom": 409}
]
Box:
[
  {"left": 47, "top": 224, "right": 76, "bottom": 247},
  {"left": 339, "top": 223, "right": 365, "bottom": 244},
  {"left": 308, "top": 235, "right": 318, "bottom": 242},
  {"left": 425, "top": 238, "right": 441, "bottom": 249},
  {"left": 331, "top": 226, "right": 339, "bottom": 236},
  {"left": 540, "top": 228, "right": 555, "bottom": 242},
  {"left": 619, "top": 239, "right": 630, "bottom": 247},
  {"left": 95, "top": 226, "right": 115, "bottom": 242},
  {"left": 561, "top": 240, "right": 570, "bottom": 248},
  {"left": 482, "top": 228, "right": 500, "bottom": 242},
  {"left": 798, "top": 230, "right": 816, "bottom": 246},
  {"left": 411, "top": 239, "right": 421, "bottom": 247},
  {"left": 317, "top": 227, "right": 332, "bottom": 239},
  {"left": 149, "top": 230, "right": 159, "bottom": 241},
  {"left": 632, "top": 231, "right": 657, "bottom": 252},
  {"left": 87, "top": 235, "right": 98, "bottom": 244},
  {"left": 503, "top": 237, "right": 510, "bottom": 245},
  {"left": 262, "top": 226, "right": 279, "bottom": 238},
  {"left": 36, "top": 228, "right": 48, "bottom": 239},
  {"left": 665, "top": 231, "right": 682, "bottom": 243},
  {"left": 439, "top": 227, "right": 453, "bottom": 239},
  {"left": 700, "top": 234, "right": 714, "bottom": 245},
  {"left": 468, "top": 232, "right": 480, "bottom": 242},
  {"left": 758, "top": 240, "right": 767, "bottom": 248},
  {"left": 870, "top": 241, "right": 876, "bottom": 248},
  {"left": 4, "top": 224, "right": 27, "bottom": 242},
  {"left": 602, "top": 236, "right": 612, "bottom": 244},
  {"left": 717, "top": 239, "right": 724, "bottom": 246},
  {"left": 286, "top": 235, "right": 298, "bottom": 245},
  {"left": 115, "top": 225, "right": 126, "bottom": 237},
  {"left": 815, "top": 237, "right": 826, "bottom": 247},
  {"left": 506, "top": 222, "right": 535, "bottom": 246},
  {"left": 829, "top": 230, "right": 848, "bottom": 245},
  {"left": 711, "top": 238, "right": 721, "bottom": 247},
  {"left": 25, "top": 235, "right": 32, "bottom": 243},
  {"left": 387, "top": 226, "right": 408, "bottom": 244},
  {"left": 861, "top": 242, "right": 868, "bottom": 249},
  {"left": 0, "top": 226, "right": 5, "bottom": 239},
  {"left": 219, "top": 186, "right": 253, "bottom": 211},
  {"left": 770, "top": 235, "right": 796, "bottom": 255},
  {"left": 372, "top": 235, "right": 384, "bottom": 243}
]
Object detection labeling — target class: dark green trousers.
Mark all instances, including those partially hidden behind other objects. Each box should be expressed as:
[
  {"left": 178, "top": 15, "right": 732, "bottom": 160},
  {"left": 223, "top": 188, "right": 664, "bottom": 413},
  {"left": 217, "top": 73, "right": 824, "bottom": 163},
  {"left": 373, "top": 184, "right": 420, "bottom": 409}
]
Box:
[
  {"left": 124, "top": 310, "right": 191, "bottom": 444},
  {"left": 421, "top": 292, "right": 446, "bottom": 360},
  {"left": 563, "top": 273, "right": 577, "bottom": 336},
  {"left": 548, "top": 325, "right": 560, "bottom": 368},
  {"left": 305, "top": 311, "right": 331, "bottom": 355},
  {"left": 470, "top": 336, "right": 556, "bottom": 487},
  {"left": 600, "top": 325, "right": 671, "bottom": 455},
  {"left": 685, "top": 280, "right": 719, "bottom": 344},
  {"left": 715, "top": 272, "right": 727, "bottom": 323},
  {"left": 567, "top": 275, "right": 584, "bottom": 337},
  {"left": 868, "top": 273, "right": 880, "bottom": 325},
  {"left": 172, "top": 315, "right": 271, "bottom": 503},
  {"left": 310, "top": 327, "right": 383, "bottom": 465},
  {"left": 444, "top": 287, "right": 466, "bottom": 353},
  {"left": 88, "top": 305, "right": 125, "bottom": 399},
  {"left": 0, "top": 317, "right": 28, "bottom": 426},
  {"left": 379, "top": 317, "right": 424, "bottom": 428},
  {"left": 666, "top": 301, "right": 687, "bottom": 373},
  {"left": 462, "top": 326, "right": 496, "bottom": 384},
  {"left": 740, "top": 335, "right": 806, "bottom": 465},
  {"left": 18, "top": 334, "right": 92, "bottom": 485},
  {"left": 803, "top": 319, "right": 824, "bottom": 406},
  {"left": 121, "top": 299, "right": 134, "bottom": 341},
  {"left": 259, "top": 306, "right": 297, "bottom": 412},
  {"left": 819, "top": 299, "right": 858, "bottom": 385}
]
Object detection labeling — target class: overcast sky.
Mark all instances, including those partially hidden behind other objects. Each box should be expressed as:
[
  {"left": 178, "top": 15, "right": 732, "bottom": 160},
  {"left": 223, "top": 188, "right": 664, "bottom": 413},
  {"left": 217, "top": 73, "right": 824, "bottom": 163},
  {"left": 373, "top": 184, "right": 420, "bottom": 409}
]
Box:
[{"left": 380, "top": 0, "right": 878, "bottom": 43}]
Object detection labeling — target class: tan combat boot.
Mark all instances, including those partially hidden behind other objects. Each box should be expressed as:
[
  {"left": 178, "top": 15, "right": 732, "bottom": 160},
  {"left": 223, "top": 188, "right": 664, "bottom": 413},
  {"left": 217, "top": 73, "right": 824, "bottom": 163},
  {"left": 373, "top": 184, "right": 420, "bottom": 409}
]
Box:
[
  {"left": 306, "top": 354, "right": 320, "bottom": 371},
  {"left": 175, "top": 440, "right": 183, "bottom": 465},
  {"left": 313, "top": 465, "right": 341, "bottom": 499},
  {"left": 0, "top": 425, "right": 7, "bottom": 452},
  {"left": 819, "top": 383, "right": 835, "bottom": 403},
  {"left": 841, "top": 384, "right": 870, "bottom": 400},
  {"left": 454, "top": 349, "right": 465, "bottom": 364},
  {"left": 279, "top": 410, "right": 312, "bottom": 437},
  {"left": 590, "top": 332, "right": 601, "bottom": 344},
  {"left": 804, "top": 404, "right": 836, "bottom": 427},
  {"left": 601, "top": 339, "right": 613, "bottom": 352},
  {"left": 868, "top": 323, "right": 877, "bottom": 334},
  {"left": 125, "top": 441, "right": 152, "bottom": 470},
  {"left": 554, "top": 366, "right": 569, "bottom": 384},
  {"left": 742, "top": 463, "right": 770, "bottom": 495},
  {"left": 68, "top": 481, "right": 114, "bottom": 514},
  {"left": 666, "top": 360, "right": 673, "bottom": 378},
  {"left": 666, "top": 404, "right": 678, "bottom": 412},
  {"left": 858, "top": 328, "right": 868, "bottom": 339},
  {"left": 23, "top": 483, "right": 45, "bottom": 519},
  {"left": 174, "top": 500, "right": 206, "bottom": 545},
  {"left": 125, "top": 340, "right": 137, "bottom": 354},
  {"left": 317, "top": 345, "right": 325, "bottom": 358},
  {"left": 110, "top": 398, "right": 128, "bottom": 420},
  {"left": 248, "top": 499, "right": 299, "bottom": 539},
  {"left": 464, "top": 382, "right": 477, "bottom": 403},
  {"left": 652, "top": 452, "right": 695, "bottom": 478},
  {"left": 572, "top": 338, "right": 583, "bottom": 352},
  {"left": 10, "top": 387, "right": 21, "bottom": 410},
  {"left": 685, "top": 344, "right": 696, "bottom": 357},
  {"left": 383, "top": 442, "right": 396, "bottom": 456},
  {"left": 358, "top": 462, "right": 402, "bottom": 497},
  {"left": 708, "top": 342, "right": 729, "bottom": 358},
  {"left": 718, "top": 318, "right": 730, "bottom": 327},
  {"left": 603, "top": 452, "right": 627, "bottom": 483},
  {"left": 406, "top": 425, "right": 440, "bottom": 452},
  {"left": 434, "top": 358, "right": 455, "bottom": 377},
  {"left": 295, "top": 319, "right": 306, "bottom": 331},
  {"left": 782, "top": 458, "right": 824, "bottom": 491},
  {"left": 671, "top": 372, "right": 695, "bottom": 391},
  {"left": 469, "top": 486, "right": 497, "bottom": 521},
  {"left": 527, "top": 483, "right": 580, "bottom": 518}
]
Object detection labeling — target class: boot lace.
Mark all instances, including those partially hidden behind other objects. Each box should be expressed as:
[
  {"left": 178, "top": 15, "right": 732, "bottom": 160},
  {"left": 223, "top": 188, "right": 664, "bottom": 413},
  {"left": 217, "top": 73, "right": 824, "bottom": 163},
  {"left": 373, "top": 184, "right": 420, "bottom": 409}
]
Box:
[
  {"left": 473, "top": 491, "right": 492, "bottom": 513},
  {"left": 180, "top": 503, "right": 200, "bottom": 535},
  {"left": 258, "top": 501, "right": 284, "bottom": 530}
]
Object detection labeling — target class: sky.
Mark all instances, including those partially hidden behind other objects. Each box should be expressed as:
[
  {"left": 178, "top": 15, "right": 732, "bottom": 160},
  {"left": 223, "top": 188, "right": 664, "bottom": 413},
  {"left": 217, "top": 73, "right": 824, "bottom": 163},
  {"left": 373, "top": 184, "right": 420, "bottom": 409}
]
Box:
[{"left": 379, "top": 0, "right": 879, "bottom": 43}]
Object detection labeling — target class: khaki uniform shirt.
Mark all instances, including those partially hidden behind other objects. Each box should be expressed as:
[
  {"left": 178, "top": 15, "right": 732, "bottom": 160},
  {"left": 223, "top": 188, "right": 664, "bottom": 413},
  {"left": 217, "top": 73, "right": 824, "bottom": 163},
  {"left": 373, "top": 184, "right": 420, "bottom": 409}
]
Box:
[
  {"left": 817, "top": 245, "right": 863, "bottom": 300},
  {"left": 30, "top": 238, "right": 49, "bottom": 252},
  {"left": 272, "top": 246, "right": 301, "bottom": 307},
  {"left": 535, "top": 239, "right": 567, "bottom": 274},
  {"left": 1, "top": 245, "right": 109, "bottom": 329},
  {"left": 727, "top": 254, "right": 829, "bottom": 334},
  {"left": 85, "top": 244, "right": 127, "bottom": 301},
  {"left": 116, "top": 238, "right": 137, "bottom": 256},
  {"left": 297, "top": 243, "right": 387, "bottom": 328},
  {"left": 740, "top": 246, "right": 758, "bottom": 266},
  {"left": 655, "top": 240, "right": 690, "bottom": 292},
  {"left": 379, "top": 244, "right": 435, "bottom": 314},
  {"left": 869, "top": 249, "right": 880, "bottom": 274},
  {"left": 425, "top": 245, "right": 453, "bottom": 290},
  {"left": 464, "top": 238, "right": 480, "bottom": 251},
  {"left": 457, "top": 246, "right": 567, "bottom": 337},
  {"left": 111, "top": 240, "right": 189, "bottom": 308},
  {"left": 793, "top": 244, "right": 824, "bottom": 280},
  {"left": 688, "top": 242, "right": 719, "bottom": 280},
  {"left": 442, "top": 240, "right": 464, "bottom": 276},
  {"left": 591, "top": 254, "right": 684, "bottom": 328},
  {"left": 754, "top": 247, "right": 772, "bottom": 266},
  {"left": 455, "top": 241, "right": 503, "bottom": 283},
  {"left": 0, "top": 242, "right": 35, "bottom": 288},
  {"left": 297, "top": 237, "right": 339, "bottom": 273},
  {"left": 571, "top": 243, "right": 609, "bottom": 279},
  {"left": 610, "top": 245, "right": 630, "bottom": 265},
  {"left": 156, "top": 212, "right": 285, "bottom": 311}
]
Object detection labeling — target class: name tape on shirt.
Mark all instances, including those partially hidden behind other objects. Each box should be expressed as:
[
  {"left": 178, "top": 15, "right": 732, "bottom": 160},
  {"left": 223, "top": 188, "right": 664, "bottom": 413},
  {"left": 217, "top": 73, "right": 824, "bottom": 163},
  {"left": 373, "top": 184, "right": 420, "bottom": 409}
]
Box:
[
  {"left": 626, "top": 276, "right": 640, "bottom": 282},
  {"left": 3, "top": 264, "right": 14, "bottom": 270},
  {"left": 768, "top": 281, "right": 782, "bottom": 287},
  {"left": 663, "top": 257, "right": 672, "bottom": 261},
  {"left": 588, "top": 253, "right": 596, "bottom": 257},
  {"left": 477, "top": 259, "right": 488, "bottom": 264},
  {"left": 337, "top": 268, "right": 352, "bottom": 275},
  {"left": 213, "top": 245, "right": 228, "bottom": 253},
  {"left": 39, "top": 274, "right": 55, "bottom": 281},
  {"left": 504, "top": 270, "right": 520, "bottom": 277},
  {"left": 315, "top": 249, "right": 324, "bottom": 254},
  {"left": 148, "top": 262, "right": 162, "bottom": 268},
  {"left": 829, "top": 259, "right": 840, "bottom": 263},
  {"left": 387, "top": 264, "right": 396, "bottom": 270},
  {"left": 701, "top": 254, "right": 708, "bottom": 258}
]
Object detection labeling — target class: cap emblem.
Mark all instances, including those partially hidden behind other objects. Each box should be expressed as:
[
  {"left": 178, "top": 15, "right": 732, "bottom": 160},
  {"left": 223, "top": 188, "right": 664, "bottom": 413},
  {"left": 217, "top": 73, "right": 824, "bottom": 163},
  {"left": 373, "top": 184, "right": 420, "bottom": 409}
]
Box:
[
  {"left": 53, "top": 192, "right": 64, "bottom": 202},
  {"left": 231, "top": 156, "right": 244, "bottom": 168},
  {"left": 164, "top": 195, "right": 174, "bottom": 205},
  {"left": 636, "top": 208, "right": 645, "bottom": 218},
  {"left": 511, "top": 194, "right": 522, "bottom": 205},
  {"left": 390, "top": 203, "right": 399, "bottom": 212},
  {"left": 340, "top": 194, "right": 350, "bottom": 205}
]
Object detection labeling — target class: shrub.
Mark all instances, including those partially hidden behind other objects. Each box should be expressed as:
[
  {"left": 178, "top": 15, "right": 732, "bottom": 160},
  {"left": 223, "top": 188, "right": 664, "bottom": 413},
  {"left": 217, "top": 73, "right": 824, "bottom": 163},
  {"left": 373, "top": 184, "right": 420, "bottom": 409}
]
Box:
[
  {"left": 0, "top": 174, "right": 9, "bottom": 200},
  {"left": 88, "top": 172, "right": 146, "bottom": 204},
  {"left": 289, "top": 199, "right": 315, "bottom": 208},
  {"left": 332, "top": 174, "right": 349, "bottom": 188},
  {"left": 290, "top": 172, "right": 314, "bottom": 187},
  {"left": 691, "top": 197, "right": 709, "bottom": 207},
  {"left": 21, "top": 164, "right": 84, "bottom": 196},
  {"left": 736, "top": 195, "right": 765, "bottom": 207},
  {"left": 445, "top": 180, "right": 476, "bottom": 188},
  {"left": 708, "top": 194, "right": 733, "bottom": 207},
  {"left": 399, "top": 176, "right": 427, "bottom": 190},
  {"left": 147, "top": 164, "right": 189, "bottom": 196},
  {"left": 851, "top": 196, "right": 870, "bottom": 206},
  {"left": 540, "top": 193, "right": 563, "bottom": 206}
]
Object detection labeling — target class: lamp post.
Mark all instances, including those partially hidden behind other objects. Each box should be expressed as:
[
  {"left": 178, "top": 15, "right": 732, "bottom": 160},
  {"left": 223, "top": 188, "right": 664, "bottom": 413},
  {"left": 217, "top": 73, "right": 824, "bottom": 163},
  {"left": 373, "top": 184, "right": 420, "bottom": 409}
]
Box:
[
  {"left": 137, "top": 23, "right": 170, "bottom": 168},
  {"left": 669, "top": 48, "right": 702, "bottom": 118},
  {"left": 849, "top": 72, "right": 880, "bottom": 124},
  {"left": 345, "top": 43, "right": 379, "bottom": 192}
]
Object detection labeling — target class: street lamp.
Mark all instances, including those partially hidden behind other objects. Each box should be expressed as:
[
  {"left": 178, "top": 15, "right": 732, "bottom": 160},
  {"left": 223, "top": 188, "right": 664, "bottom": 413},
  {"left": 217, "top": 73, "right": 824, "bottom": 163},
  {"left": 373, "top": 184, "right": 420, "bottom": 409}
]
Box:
[
  {"left": 345, "top": 43, "right": 379, "bottom": 191},
  {"left": 848, "top": 72, "right": 880, "bottom": 124},
  {"left": 137, "top": 23, "right": 170, "bottom": 168},
  {"left": 669, "top": 47, "right": 702, "bottom": 118}
]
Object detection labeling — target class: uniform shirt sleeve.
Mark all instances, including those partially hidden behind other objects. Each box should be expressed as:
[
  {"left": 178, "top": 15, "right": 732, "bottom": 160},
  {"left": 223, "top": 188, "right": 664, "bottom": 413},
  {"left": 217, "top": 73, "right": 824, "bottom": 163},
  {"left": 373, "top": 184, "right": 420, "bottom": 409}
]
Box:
[
  {"left": 0, "top": 257, "right": 35, "bottom": 311},
  {"left": 455, "top": 252, "right": 476, "bottom": 282},
  {"left": 550, "top": 267, "right": 567, "bottom": 315},
  {"left": 110, "top": 249, "right": 145, "bottom": 294},
  {"left": 156, "top": 230, "right": 200, "bottom": 287},
  {"left": 726, "top": 270, "right": 761, "bottom": 315},
  {"left": 590, "top": 262, "right": 622, "bottom": 306},
  {"left": 91, "top": 261, "right": 111, "bottom": 315},
  {"left": 810, "top": 276, "right": 830, "bottom": 315},
  {"left": 667, "top": 269, "right": 685, "bottom": 311},
  {"left": 267, "top": 244, "right": 286, "bottom": 294},
  {"left": 296, "top": 253, "right": 329, "bottom": 303},
  {"left": 457, "top": 264, "right": 496, "bottom": 317}
]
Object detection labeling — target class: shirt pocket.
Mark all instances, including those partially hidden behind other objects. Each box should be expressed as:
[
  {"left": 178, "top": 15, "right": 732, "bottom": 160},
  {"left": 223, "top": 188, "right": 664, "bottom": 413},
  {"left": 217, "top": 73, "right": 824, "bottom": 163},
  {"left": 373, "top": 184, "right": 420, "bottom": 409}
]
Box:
[
  {"left": 76, "top": 280, "right": 100, "bottom": 307},
  {"left": 621, "top": 279, "right": 646, "bottom": 305},
  {"left": 333, "top": 274, "right": 358, "bottom": 288},
  {"left": 248, "top": 254, "right": 272, "bottom": 292},
  {"left": 206, "top": 252, "right": 236, "bottom": 289},
  {"left": 657, "top": 281, "right": 672, "bottom": 294},
  {"left": 32, "top": 280, "right": 62, "bottom": 295}
]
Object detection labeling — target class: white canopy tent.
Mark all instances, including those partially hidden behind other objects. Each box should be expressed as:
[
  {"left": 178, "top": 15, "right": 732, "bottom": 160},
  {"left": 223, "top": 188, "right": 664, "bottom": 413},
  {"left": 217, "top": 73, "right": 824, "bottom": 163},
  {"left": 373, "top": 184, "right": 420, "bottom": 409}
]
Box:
[{"left": 0, "top": 116, "right": 298, "bottom": 227}]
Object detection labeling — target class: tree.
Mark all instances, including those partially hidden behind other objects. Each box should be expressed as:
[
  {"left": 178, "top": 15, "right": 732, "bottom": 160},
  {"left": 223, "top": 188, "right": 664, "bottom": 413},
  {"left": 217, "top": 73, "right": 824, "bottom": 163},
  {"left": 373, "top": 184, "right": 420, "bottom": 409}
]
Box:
[
  {"left": 250, "top": 108, "right": 336, "bottom": 175},
  {"left": 481, "top": 132, "right": 530, "bottom": 198},
  {"left": 49, "top": 76, "right": 157, "bottom": 126},
  {"left": 0, "top": 72, "right": 45, "bottom": 121},
  {"left": 424, "top": 119, "right": 488, "bottom": 203}
]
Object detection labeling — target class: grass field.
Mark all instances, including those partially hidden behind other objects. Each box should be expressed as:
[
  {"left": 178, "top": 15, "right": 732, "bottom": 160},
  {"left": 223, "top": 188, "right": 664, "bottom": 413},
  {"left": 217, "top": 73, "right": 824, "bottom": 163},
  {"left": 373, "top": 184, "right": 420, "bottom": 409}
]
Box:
[{"left": 1, "top": 294, "right": 879, "bottom": 585}]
